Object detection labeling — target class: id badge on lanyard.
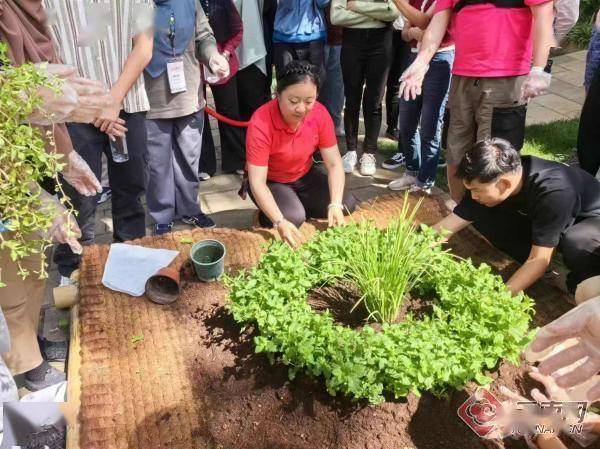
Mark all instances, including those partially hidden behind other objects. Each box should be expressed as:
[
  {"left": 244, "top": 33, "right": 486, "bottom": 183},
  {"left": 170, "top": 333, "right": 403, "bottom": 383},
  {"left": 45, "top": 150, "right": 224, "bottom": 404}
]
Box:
[
  {"left": 167, "top": 57, "right": 187, "bottom": 93},
  {"left": 166, "top": 12, "right": 187, "bottom": 94}
]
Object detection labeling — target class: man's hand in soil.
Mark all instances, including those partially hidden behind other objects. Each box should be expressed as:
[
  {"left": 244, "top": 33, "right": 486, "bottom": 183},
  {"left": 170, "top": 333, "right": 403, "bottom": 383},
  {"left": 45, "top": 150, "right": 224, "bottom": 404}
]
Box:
[
  {"left": 530, "top": 296, "right": 600, "bottom": 402},
  {"left": 276, "top": 219, "right": 303, "bottom": 249}
]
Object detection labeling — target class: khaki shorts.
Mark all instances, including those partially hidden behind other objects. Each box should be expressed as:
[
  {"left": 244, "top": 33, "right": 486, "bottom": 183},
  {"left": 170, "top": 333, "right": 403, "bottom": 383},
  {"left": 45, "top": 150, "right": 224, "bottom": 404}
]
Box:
[{"left": 446, "top": 75, "right": 527, "bottom": 165}]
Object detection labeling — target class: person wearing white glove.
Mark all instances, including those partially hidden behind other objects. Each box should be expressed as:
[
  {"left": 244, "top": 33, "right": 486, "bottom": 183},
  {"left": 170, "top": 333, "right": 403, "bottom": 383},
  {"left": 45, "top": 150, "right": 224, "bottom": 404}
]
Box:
[
  {"left": 493, "top": 368, "right": 600, "bottom": 448},
  {"left": 528, "top": 296, "right": 600, "bottom": 403},
  {"left": 27, "top": 64, "right": 117, "bottom": 126},
  {"left": 44, "top": 0, "right": 155, "bottom": 282},
  {"left": 398, "top": 0, "right": 554, "bottom": 203},
  {"left": 0, "top": 187, "right": 81, "bottom": 391}
]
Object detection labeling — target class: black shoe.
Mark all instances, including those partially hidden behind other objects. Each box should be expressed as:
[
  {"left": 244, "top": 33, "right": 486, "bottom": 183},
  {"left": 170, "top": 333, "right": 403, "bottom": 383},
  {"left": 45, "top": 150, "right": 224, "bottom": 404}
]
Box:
[
  {"left": 385, "top": 128, "right": 399, "bottom": 141},
  {"left": 154, "top": 222, "right": 173, "bottom": 236},
  {"left": 24, "top": 361, "right": 66, "bottom": 392},
  {"left": 37, "top": 337, "right": 68, "bottom": 362},
  {"left": 182, "top": 213, "right": 216, "bottom": 229},
  {"left": 381, "top": 152, "right": 406, "bottom": 170},
  {"left": 437, "top": 154, "right": 447, "bottom": 168},
  {"left": 23, "top": 424, "right": 66, "bottom": 449},
  {"left": 96, "top": 187, "right": 112, "bottom": 204}
]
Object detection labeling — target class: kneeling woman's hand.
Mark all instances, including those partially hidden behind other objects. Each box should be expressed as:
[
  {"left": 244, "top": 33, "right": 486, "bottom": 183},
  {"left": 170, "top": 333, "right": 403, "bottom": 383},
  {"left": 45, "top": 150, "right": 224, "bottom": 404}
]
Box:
[
  {"left": 277, "top": 219, "right": 303, "bottom": 249},
  {"left": 328, "top": 204, "right": 346, "bottom": 227}
]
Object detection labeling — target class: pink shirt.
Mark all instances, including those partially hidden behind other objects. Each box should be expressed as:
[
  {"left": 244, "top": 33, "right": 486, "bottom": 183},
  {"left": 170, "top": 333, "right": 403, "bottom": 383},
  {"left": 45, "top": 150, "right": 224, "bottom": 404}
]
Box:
[{"left": 435, "top": 0, "right": 551, "bottom": 77}]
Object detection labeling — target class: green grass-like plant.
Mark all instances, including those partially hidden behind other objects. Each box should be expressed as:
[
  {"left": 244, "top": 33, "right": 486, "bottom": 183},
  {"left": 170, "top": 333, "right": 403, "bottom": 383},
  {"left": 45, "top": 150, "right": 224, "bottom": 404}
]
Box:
[{"left": 347, "top": 198, "right": 447, "bottom": 323}]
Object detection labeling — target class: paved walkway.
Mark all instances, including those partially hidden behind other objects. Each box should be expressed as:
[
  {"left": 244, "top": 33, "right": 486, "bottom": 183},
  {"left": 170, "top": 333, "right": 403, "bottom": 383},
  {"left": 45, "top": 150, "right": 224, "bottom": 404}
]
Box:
[{"left": 39, "top": 50, "right": 588, "bottom": 349}]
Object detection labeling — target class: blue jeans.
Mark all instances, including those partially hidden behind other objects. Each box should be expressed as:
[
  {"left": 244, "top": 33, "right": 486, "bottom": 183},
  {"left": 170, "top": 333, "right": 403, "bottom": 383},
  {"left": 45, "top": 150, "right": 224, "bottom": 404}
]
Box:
[
  {"left": 320, "top": 44, "right": 344, "bottom": 129},
  {"left": 399, "top": 50, "right": 454, "bottom": 187}
]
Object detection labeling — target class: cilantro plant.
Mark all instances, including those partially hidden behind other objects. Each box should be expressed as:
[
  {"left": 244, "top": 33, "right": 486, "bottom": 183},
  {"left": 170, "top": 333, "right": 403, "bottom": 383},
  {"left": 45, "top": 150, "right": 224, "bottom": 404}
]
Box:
[
  {"left": 226, "top": 220, "right": 535, "bottom": 404},
  {"left": 0, "top": 43, "right": 65, "bottom": 285}
]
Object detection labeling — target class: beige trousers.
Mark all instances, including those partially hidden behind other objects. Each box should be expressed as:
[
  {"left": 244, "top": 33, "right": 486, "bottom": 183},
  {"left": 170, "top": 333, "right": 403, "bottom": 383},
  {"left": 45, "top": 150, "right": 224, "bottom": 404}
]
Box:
[{"left": 0, "top": 236, "right": 45, "bottom": 375}]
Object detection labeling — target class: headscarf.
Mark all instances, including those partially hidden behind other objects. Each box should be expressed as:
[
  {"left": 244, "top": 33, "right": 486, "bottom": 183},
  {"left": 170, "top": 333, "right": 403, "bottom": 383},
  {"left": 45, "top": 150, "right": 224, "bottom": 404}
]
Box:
[
  {"left": 0, "top": 0, "right": 54, "bottom": 65},
  {"left": 0, "top": 0, "right": 74, "bottom": 156},
  {"left": 145, "top": 0, "right": 197, "bottom": 77}
]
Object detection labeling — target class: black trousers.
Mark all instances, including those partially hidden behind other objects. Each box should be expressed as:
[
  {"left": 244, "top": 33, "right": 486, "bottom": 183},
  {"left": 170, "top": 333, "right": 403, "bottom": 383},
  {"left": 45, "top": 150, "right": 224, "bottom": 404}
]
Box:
[
  {"left": 199, "top": 110, "right": 217, "bottom": 176},
  {"left": 341, "top": 26, "right": 393, "bottom": 153},
  {"left": 471, "top": 207, "right": 600, "bottom": 293},
  {"left": 210, "top": 73, "right": 247, "bottom": 173},
  {"left": 385, "top": 30, "right": 409, "bottom": 134},
  {"left": 53, "top": 112, "right": 148, "bottom": 276},
  {"left": 249, "top": 166, "right": 357, "bottom": 228},
  {"left": 577, "top": 68, "right": 600, "bottom": 176},
  {"left": 273, "top": 40, "right": 326, "bottom": 82},
  {"left": 237, "top": 64, "right": 271, "bottom": 121}
]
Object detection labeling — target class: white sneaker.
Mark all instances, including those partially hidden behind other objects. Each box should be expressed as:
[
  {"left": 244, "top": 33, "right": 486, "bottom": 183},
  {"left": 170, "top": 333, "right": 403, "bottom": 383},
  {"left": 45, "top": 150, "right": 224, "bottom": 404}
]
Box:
[
  {"left": 359, "top": 153, "right": 377, "bottom": 176},
  {"left": 388, "top": 173, "right": 418, "bottom": 191},
  {"left": 199, "top": 172, "right": 211, "bottom": 181},
  {"left": 409, "top": 184, "right": 432, "bottom": 195},
  {"left": 342, "top": 151, "right": 358, "bottom": 173},
  {"left": 59, "top": 275, "right": 75, "bottom": 287}
]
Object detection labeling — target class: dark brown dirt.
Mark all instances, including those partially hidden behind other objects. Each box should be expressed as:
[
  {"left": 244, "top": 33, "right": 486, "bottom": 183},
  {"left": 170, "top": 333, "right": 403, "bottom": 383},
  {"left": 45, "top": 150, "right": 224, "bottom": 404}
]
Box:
[
  {"left": 77, "top": 194, "right": 586, "bottom": 449},
  {"left": 174, "top": 267, "right": 581, "bottom": 449},
  {"left": 307, "top": 281, "right": 434, "bottom": 329}
]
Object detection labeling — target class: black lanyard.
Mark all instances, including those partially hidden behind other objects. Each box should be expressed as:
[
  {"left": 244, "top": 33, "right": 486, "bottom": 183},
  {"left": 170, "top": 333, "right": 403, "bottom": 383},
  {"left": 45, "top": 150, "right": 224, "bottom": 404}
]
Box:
[{"left": 167, "top": 12, "right": 176, "bottom": 56}]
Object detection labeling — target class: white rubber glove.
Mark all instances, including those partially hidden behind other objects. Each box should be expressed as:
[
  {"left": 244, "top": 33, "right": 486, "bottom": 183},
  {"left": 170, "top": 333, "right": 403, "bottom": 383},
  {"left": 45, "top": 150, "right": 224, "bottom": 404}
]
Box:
[
  {"left": 530, "top": 296, "right": 600, "bottom": 402},
  {"left": 28, "top": 64, "right": 116, "bottom": 125},
  {"left": 61, "top": 151, "right": 102, "bottom": 197},
  {"left": 399, "top": 58, "right": 429, "bottom": 101},
  {"left": 520, "top": 66, "right": 552, "bottom": 102},
  {"left": 208, "top": 53, "right": 230, "bottom": 80},
  {"left": 37, "top": 188, "right": 82, "bottom": 254}
]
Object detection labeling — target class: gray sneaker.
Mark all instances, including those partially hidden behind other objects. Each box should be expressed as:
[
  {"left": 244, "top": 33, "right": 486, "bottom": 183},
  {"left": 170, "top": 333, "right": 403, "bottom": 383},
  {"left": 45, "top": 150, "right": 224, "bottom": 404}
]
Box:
[{"left": 24, "top": 361, "right": 66, "bottom": 392}]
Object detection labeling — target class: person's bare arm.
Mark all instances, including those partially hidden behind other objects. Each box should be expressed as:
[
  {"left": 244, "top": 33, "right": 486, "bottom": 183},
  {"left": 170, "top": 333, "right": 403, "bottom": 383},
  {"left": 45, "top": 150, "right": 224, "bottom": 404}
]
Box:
[
  {"left": 391, "top": 0, "right": 433, "bottom": 28},
  {"left": 398, "top": 10, "right": 451, "bottom": 100},
  {"left": 247, "top": 164, "right": 303, "bottom": 247},
  {"left": 432, "top": 213, "right": 471, "bottom": 240},
  {"left": 94, "top": 30, "right": 154, "bottom": 134},
  {"left": 531, "top": 0, "right": 555, "bottom": 68},
  {"left": 401, "top": 19, "right": 413, "bottom": 41},
  {"left": 506, "top": 245, "right": 554, "bottom": 295}
]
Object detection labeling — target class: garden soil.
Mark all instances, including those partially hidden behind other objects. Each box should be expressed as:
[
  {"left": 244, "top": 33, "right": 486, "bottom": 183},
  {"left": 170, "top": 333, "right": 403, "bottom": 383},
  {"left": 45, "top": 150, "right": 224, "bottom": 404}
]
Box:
[{"left": 76, "top": 193, "right": 583, "bottom": 449}]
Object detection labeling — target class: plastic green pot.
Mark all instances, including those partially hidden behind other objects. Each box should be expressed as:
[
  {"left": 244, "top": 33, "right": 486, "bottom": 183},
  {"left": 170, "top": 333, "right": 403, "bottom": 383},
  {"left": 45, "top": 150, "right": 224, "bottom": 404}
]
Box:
[{"left": 190, "top": 239, "right": 226, "bottom": 282}]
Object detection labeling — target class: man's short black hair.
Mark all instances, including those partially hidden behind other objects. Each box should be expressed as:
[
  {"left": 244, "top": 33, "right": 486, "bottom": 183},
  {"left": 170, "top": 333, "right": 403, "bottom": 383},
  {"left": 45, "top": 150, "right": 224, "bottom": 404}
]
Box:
[{"left": 456, "top": 138, "right": 522, "bottom": 183}]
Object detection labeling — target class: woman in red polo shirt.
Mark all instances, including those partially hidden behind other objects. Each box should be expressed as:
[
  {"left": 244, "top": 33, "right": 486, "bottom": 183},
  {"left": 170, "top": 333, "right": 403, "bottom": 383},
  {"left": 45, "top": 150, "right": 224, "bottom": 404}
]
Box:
[{"left": 246, "top": 61, "right": 356, "bottom": 247}]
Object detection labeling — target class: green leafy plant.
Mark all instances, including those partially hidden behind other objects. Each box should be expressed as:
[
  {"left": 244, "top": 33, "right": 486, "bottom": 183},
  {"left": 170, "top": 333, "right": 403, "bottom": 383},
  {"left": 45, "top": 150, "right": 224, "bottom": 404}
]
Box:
[
  {"left": 0, "top": 43, "right": 66, "bottom": 285},
  {"left": 131, "top": 333, "right": 144, "bottom": 345},
  {"left": 226, "top": 216, "right": 535, "bottom": 404},
  {"left": 346, "top": 198, "right": 447, "bottom": 323}
]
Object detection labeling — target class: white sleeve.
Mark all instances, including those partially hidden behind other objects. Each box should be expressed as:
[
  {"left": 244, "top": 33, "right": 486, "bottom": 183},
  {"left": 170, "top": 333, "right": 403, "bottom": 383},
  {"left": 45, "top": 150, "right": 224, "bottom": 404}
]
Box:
[{"left": 553, "top": 0, "right": 579, "bottom": 45}]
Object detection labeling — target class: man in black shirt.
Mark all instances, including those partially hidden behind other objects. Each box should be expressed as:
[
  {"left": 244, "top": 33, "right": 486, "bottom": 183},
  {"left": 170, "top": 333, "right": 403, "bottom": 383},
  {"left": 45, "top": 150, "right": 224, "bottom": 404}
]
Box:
[{"left": 433, "top": 138, "right": 600, "bottom": 298}]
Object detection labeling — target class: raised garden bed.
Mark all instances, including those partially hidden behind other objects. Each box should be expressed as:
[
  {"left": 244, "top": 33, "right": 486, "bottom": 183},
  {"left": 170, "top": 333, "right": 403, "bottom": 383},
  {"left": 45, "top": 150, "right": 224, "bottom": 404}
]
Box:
[{"left": 71, "top": 194, "right": 576, "bottom": 449}]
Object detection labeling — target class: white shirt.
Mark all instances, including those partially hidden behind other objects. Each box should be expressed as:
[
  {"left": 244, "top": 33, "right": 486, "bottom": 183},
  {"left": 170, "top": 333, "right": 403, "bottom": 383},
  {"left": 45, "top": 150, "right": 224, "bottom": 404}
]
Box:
[{"left": 43, "top": 0, "right": 154, "bottom": 113}]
